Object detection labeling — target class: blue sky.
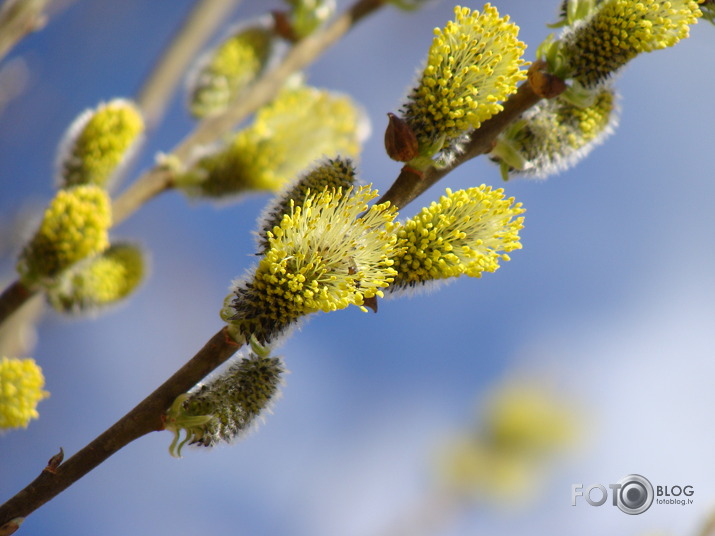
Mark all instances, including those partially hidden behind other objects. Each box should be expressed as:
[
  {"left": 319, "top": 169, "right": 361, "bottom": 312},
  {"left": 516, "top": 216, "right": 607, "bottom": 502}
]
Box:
[{"left": 1, "top": 1, "right": 714, "bottom": 535}]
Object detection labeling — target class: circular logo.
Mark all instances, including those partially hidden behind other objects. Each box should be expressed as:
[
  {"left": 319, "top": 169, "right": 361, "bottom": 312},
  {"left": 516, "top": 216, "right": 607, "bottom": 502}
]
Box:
[{"left": 616, "top": 474, "right": 654, "bottom": 515}]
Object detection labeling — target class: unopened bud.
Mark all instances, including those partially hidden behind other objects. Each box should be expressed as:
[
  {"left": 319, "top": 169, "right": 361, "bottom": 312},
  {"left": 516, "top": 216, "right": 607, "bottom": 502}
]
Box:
[
  {"left": 164, "top": 342, "right": 285, "bottom": 456},
  {"left": 527, "top": 60, "right": 566, "bottom": 99},
  {"left": 384, "top": 112, "right": 419, "bottom": 162}
]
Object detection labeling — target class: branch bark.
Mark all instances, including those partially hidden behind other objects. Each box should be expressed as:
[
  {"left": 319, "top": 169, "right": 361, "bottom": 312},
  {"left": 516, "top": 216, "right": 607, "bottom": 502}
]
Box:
[
  {"left": 0, "top": 328, "right": 241, "bottom": 525},
  {"left": 137, "top": 0, "right": 243, "bottom": 129},
  {"left": 0, "top": 0, "right": 389, "bottom": 330},
  {"left": 0, "top": 280, "right": 34, "bottom": 328},
  {"left": 379, "top": 81, "right": 543, "bottom": 209}
]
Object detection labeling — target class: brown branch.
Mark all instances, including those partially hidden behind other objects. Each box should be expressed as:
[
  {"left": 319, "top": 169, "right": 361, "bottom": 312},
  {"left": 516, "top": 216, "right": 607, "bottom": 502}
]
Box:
[
  {"left": 0, "top": 0, "right": 50, "bottom": 62},
  {"left": 0, "top": 280, "right": 34, "bottom": 327},
  {"left": 137, "top": 0, "right": 242, "bottom": 129},
  {"left": 0, "top": 327, "right": 242, "bottom": 526},
  {"left": 113, "top": 0, "right": 389, "bottom": 226},
  {"left": 0, "top": 4, "right": 553, "bottom": 528},
  {"left": 0, "top": 0, "right": 389, "bottom": 330},
  {"left": 379, "top": 81, "right": 543, "bottom": 209}
]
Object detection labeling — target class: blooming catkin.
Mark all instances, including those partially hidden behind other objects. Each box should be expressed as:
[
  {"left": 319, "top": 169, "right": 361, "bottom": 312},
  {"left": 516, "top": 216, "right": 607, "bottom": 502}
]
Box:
[
  {"left": 177, "top": 85, "right": 366, "bottom": 198},
  {"left": 399, "top": 4, "right": 527, "bottom": 160},
  {"left": 188, "top": 23, "right": 275, "bottom": 118},
  {"left": 283, "top": 0, "right": 335, "bottom": 38},
  {"left": 17, "top": 185, "right": 112, "bottom": 285},
  {"left": 56, "top": 99, "right": 144, "bottom": 188},
  {"left": 560, "top": 0, "right": 702, "bottom": 87},
  {"left": 490, "top": 86, "right": 618, "bottom": 178},
  {"left": 388, "top": 186, "right": 524, "bottom": 292},
  {"left": 46, "top": 243, "right": 145, "bottom": 314},
  {"left": 226, "top": 186, "right": 398, "bottom": 345},
  {"left": 165, "top": 346, "right": 285, "bottom": 455},
  {"left": 256, "top": 157, "right": 358, "bottom": 254},
  {"left": 0, "top": 357, "right": 49, "bottom": 430}
]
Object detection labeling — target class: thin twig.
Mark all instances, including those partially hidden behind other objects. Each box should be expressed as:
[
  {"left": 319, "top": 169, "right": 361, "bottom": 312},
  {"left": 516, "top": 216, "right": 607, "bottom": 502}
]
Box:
[
  {"left": 0, "top": 0, "right": 389, "bottom": 329},
  {"left": 0, "top": 280, "right": 34, "bottom": 327},
  {"left": 0, "top": 328, "right": 242, "bottom": 525},
  {"left": 0, "top": 5, "right": 547, "bottom": 525},
  {"left": 137, "top": 0, "right": 243, "bottom": 129},
  {"left": 0, "top": 0, "right": 50, "bottom": 62},
  {"left": 112, "top": 0, "right": 390, "bottom": 226},
  {"left": 379, "top": 81, "right": 543, "bottom": 209}
]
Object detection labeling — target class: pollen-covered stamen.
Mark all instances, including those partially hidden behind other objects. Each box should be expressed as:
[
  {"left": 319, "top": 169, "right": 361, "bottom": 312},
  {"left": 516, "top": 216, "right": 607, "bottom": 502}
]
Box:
[
  {"left": 400, "top": 4, "right": 528, "bottom": 158},
  {"left": 227, "top": 186, "right": 398, "bottom": 345},
  {"left": 256, "top": 157, "right": 358, "bottom": 254},
  {"left": 388, "top": 186, "right": 524, "bottom": 292},
  {"left": 560, "top": 0, "right": 702, "bottom": 88}
]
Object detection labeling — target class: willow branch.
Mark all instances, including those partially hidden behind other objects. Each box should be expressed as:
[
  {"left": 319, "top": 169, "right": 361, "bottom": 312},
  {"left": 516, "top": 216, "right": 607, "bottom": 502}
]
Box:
[
  {"left": 0, "top": 280, "right": 34, "bottom": 327},
  {"left": 0, "top": 0, "right": 388, "bottom": 330},
  {"left": 137, "top": 0, "right": 242, "bottom": 129},
  {"left": 112, "top": 0, "right": 389, "bottom": 226},
  {"left": 379, "top": 81, "right": 543, "bottom": 210},
  {"left": 0, "top": 0, "right": 50, "bottom": 62},
  {"left": 0, "top": 328, "right": 242, "bottom": 526},
  {"left": 0, "top": 58, "right": 549, "bottom": 536}
]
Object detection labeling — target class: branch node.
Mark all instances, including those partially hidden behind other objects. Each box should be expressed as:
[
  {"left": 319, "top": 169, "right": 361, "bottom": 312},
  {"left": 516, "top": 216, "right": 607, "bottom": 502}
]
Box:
[
  {"left": 527, "top": 59, "right": 567, "bottom": 99},
  {"left": 43, "top": 447, "right": 64, "bottom": 474}
]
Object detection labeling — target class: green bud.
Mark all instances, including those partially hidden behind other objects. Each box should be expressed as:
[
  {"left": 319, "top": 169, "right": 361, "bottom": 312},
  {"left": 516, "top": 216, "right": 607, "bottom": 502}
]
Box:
[
  {"left": 56, "top": 99, "right": 144, "bottom": 189},
  {"left": 46, "top": 243, "right": 145, "bottom": 315},
  {"left": 489, "top": 86, "right": 618, "bottom": 179},
  {"left": 17, "top": 186, "right": 112, "bottom": 285},
  {"left": 165, "top": 341, "right": 285, "bottom": 456}
]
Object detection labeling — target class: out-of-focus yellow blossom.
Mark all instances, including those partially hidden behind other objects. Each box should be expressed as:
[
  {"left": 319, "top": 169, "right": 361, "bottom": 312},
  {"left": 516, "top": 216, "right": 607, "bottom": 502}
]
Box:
[
  {"left": 188, "top": 24, "right": 275, "bottom": 118},
  {"left": 47, "top": 243, "right": 145, "bottom": 314},
  {"left": 57, "top": 99, "right": 144, "bottom": 188},
  {"left": 0, "top": 356, "right": 49, "bottom": 430},
  {"left": 437, "top": 379, "right": 580, "bottom": 503},
  {"left": 17, "top": 185, "right": 111, "bottom": 285},
  {"left": 283, "top": 0, "right": 335, "bottom": 38},
  {"left": 177, "top": 85, "right": 366, "bottom": 198}
]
